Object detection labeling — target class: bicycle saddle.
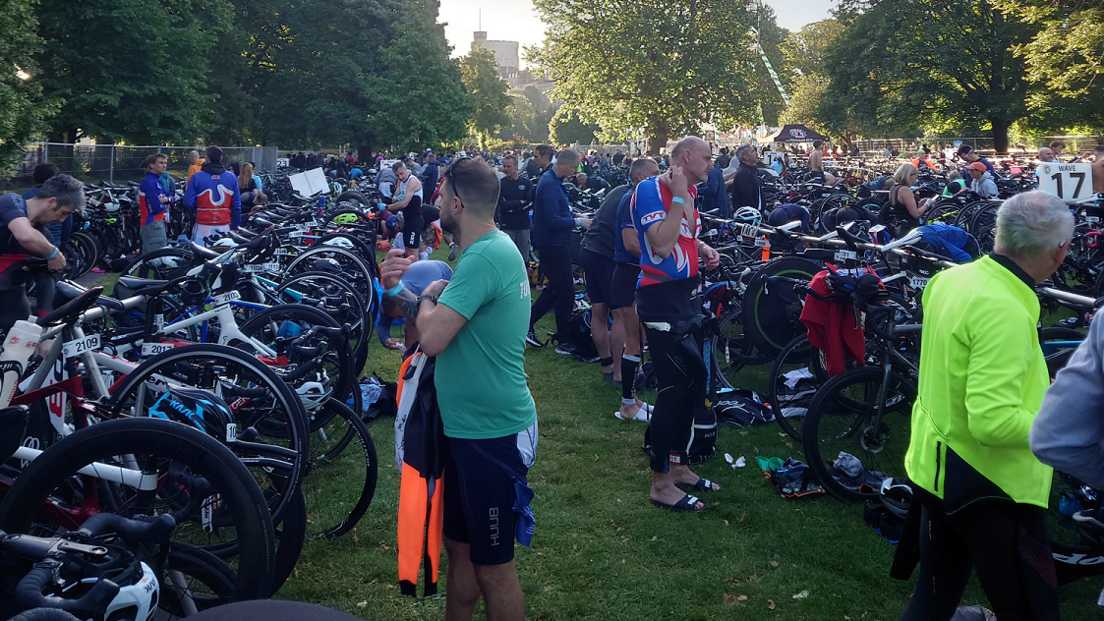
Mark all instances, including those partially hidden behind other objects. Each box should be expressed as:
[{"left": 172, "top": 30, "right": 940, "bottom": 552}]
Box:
[
  {"left": 114, "top": 276, "right": 172, "bottom": 297},
  {"left": 55, "top": 280, "right": 124, "bottom": 312}
]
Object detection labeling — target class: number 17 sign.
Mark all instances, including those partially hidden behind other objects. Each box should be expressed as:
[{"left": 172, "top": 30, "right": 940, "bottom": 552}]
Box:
[{"left": 1038, "top": 162, "right": 1095, "bottom": 202}]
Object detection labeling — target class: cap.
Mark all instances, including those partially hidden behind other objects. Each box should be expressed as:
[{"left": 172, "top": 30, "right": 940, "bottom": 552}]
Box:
[{"left": 964, "top": 162, "right": 987, "bottom": 172}]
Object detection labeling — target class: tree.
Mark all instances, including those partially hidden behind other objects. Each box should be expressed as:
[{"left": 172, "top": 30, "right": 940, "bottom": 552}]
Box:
[
  {"left": 529, "top": 0, "right": 761, "bottom": 155},
  {"left": 0, "top": 0, "right": 50, "bottom": 176},
  {"left": 34, "top": 0, "right": 231, "bottom": 144},
  {"left": 499, "top": 92, "right": 537, "bottom": 142},
  {"left": 994, "top": 0, "right": 1104, "bottom": 133},
  {"left": 371, "top": 0, "right": 471, "bottom": 153},
  {"left": 550, "top": 107, "right": 598, "bottom": 145},
  {"left": 778, "top": 20, "right": 857, "bottom": 144},
  {"left": 460, "top": 47, "right": 510, "bottom": 150},
  {"left": 746, "top": 4, "right": 790, "bottom": 127},
  {"left": 822, "top": 0, "right": 1038, "bottom": 153}
]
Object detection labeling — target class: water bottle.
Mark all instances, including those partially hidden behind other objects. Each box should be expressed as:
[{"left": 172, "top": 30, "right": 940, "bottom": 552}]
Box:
[{"left": 1, "top": 319, "right": 42, "bottom": 408}]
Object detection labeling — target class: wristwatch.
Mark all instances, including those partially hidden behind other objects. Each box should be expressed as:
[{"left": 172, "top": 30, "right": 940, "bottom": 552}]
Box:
[{"left": 418, "top": 294, "right": 438, "bottom": 306}]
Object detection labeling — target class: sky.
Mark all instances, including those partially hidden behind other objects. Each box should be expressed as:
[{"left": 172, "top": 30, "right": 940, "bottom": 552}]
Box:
[{"left": 438, "top": 0, "right": 835, "bottom": 68}]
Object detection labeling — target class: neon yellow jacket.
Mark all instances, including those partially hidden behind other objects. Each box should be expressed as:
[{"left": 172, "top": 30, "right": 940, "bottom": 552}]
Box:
[{"left": 904, "top": 255, "right": 1052, "bottom": 508}]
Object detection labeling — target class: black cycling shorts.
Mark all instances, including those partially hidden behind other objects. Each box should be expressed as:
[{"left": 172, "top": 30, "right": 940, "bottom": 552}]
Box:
[
  {"left": 578, "top": 249, "right": 616, "bottom": 307},
  {"left": 400, "top": 196, "right": 424, "bottom": 250},
  {"left": 609, "top": 262, "right": 641, "bottom": 310},
  {"left": 443, "top": 427, "right": 536, "bottom": 566}
]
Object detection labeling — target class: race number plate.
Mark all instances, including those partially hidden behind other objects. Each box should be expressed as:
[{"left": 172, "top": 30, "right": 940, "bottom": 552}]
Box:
[
  {"left": 212, "top": 290, "right": 242, "bottom": 305},
  {"left": 141, "top": 342, "right": 175, "bottom": 357},
  {"left": 909, "top": 275, "right": 930, "bottom": 289},
  {"left": 274, "top": 248, "right": 290, "bottom": 256},
  {"left": 62, "top": 334, "right": 100, "bottom": 358},
  {"left": 834, "top": 249, "right": 858, "bottom": 261},
  {"left": 243, "top": 262, "right": 280, "bottom": 273},
  {"left": 1037, "top": 163, "right": 1095, "bottom": 202}
]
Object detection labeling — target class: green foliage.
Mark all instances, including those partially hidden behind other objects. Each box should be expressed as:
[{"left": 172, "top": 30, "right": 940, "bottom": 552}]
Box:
[
  {"left": 550, "top": 108, "right": 598, "bottom": 145},
  {"left": 822, "top": 0, "right": 1036, "bottom": 152},
  {"left": 994, "top": 0, "right": 1104, "bottom": 133},
  {"left": 460, "top": 47, "right": 511, "bottom": 150},
  {"left": 499, "top": 86, "right": 553, "bottom": 143},
  {"left": 372, "top": 0, "right": 471, "bottom": 152},
  {"left": 747, "top": 5, "right": 791, "bottom": 127},
  {"left": 34, "top": 0, "right": 232, "bottom": 144},
  {"left": 0, "top": 0, "right": 50, "bottom": 176},
  {"left": 529, "top": 0, "right": 761, "bottom": 154},
  {"left": 778, "top": 20, "right": 843, "bottom": 140}
]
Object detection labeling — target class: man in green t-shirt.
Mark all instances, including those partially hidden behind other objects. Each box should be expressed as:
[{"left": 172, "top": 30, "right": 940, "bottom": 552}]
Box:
[{"left": 380, "top": 157, "right": 536, "bottom": 621}]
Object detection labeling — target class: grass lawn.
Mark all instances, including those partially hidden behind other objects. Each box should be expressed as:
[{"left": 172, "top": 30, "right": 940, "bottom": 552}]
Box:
[{"left": 101, "top": 249, "right": 1104, "bottom": 619}]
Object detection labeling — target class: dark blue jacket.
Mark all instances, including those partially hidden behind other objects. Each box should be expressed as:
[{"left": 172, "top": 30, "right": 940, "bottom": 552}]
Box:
[
  {"left": 699, "top": 164, "right": 728, "bottom": 217},
  {"left": 532, "top": 170, "right": 574, "bottom": 247},
  {"left": 420, "top": 161, "right": 441, "bottom": 197}
]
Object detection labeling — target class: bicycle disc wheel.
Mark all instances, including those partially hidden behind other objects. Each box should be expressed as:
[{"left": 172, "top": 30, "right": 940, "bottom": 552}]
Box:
[
  {"left": 108, "top": 343, "right": 309, "bottom": 526},
  {"left": 801, "top": 366, "right": 916, "bottom": 502},
  {"left": 0, "top": 418, "right": 276, "bottom": 612},
  {"left": 303, "top": 397, "right": 378, "bottom": 539}
]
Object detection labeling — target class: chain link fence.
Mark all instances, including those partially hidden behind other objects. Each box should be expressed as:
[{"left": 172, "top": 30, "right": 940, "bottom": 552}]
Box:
[{"left": 13, "top": 143, "right": 280, "bottom": 184}]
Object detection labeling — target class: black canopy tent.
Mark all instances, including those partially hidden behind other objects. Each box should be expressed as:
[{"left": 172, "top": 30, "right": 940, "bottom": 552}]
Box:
[{"left": 766, "top": 124, "right": 828, "bottom": 143}]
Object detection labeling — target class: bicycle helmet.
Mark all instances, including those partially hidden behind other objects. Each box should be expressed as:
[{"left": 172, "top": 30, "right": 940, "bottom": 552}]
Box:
[
  {"left": 148, "top": 387, "right": 235, "bottom": 441},
  {"left": 733, "top": 207, "right": 762, "bottom": 225},
  {"left": 103, "top": 561, "right": 158, "bottom": 621},
  {"left": 332, "top": 212, "right": 360, "bottom": 226},
  {"left": 322, "top": 237, "right": 354, "bottom": 250},
  {"left": 295, "top": 379, "right": 332, "bottom": 415},
  {"left": 879, "top": 477, "right": 913, "bottom": 520}
]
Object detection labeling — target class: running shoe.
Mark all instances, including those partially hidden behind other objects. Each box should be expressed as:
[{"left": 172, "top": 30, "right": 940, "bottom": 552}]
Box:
[
  {"left": 555, "top": 343, "right": 600, "bottom": 363},
  {"left": 525, "top": 330, "right": 544, "bottom": 348}
]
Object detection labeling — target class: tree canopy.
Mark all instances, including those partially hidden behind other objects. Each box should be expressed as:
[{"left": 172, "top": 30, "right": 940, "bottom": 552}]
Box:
[
  {"left": 529, "top": 0, "right": 767, "bottom": 154},
  {"left": 461, "top": 47, "right": 511, "bottom": 150}
]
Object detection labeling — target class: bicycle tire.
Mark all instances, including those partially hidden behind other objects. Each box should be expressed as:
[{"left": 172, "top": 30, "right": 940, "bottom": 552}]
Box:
[
  {"left": 277, "top": 272, "right": 369, "bottom": 373},
  {"left": 801, "top": 365, "right": 916, "bottom": 502},
  {"left": 125, "top": 247, "right": 196, "bottom": 281},
  {"left": 107, "top": 343, "right": 309, "bottom": 526},
  {"left": 285, "top": 246, "right": 375, "bottom": 311},
  {"left": 303, "top": 398, "right": 378, "bottom": 539},
  {"left": 713, "top": 307, "right": 770, "bottom": 389},
  {"left": 0, "top": 418, "right": 276, "bottom": 609},
  {"left": 767, "top": 333, "right": 828, "bottom": 442},
  {"left": 238, "top": 304, "right": 357, "bottom": 408}
]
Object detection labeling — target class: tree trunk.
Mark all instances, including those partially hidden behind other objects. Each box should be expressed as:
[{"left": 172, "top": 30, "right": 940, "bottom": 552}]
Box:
[
  {"left": 990, "top": 118, "right": 1011, "bottom": 155},
  {"left": 647, "top": 117, "right": 669, "bottom": 156}
]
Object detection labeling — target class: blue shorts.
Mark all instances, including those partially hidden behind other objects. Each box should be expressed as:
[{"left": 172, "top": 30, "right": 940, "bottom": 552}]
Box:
[{"left": 443, "top": 422, "right": 537, "bottom": 566}]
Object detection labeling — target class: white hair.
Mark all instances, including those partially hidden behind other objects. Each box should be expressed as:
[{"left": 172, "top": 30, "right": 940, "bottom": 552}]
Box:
[
  {"left": 994, "top": 191, "right": 1074, "bottom": 258},
  {"left": 575, "top": 172, "right": 588, "bottom": 182}
]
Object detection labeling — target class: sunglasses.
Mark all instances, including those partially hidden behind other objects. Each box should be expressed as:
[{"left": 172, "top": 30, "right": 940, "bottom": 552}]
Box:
[{"left": 443, "top": 155, "right": 473, "bottom": 206}]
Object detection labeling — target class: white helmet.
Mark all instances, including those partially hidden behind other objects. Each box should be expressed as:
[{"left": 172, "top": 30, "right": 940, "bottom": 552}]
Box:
[
  {"left": 103, "top": 561, "right": 159, "bottom": 621},
  {"left": 296, "top": 379, "right": 332, "bottom": 414},
  {"left": 322, "top": 237, "right": 354, "bottom": 250},
  {"left": 733, "top": 206, "right": 762, "bottom": 225}
]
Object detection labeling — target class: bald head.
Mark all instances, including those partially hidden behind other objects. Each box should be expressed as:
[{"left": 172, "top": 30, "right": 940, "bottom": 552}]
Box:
[
  {"left": 669, "top": 136, "right": 713, "bottom": 184},
  {"left": 1038, "top": 147, "right": 1055, "bottom": 163}
]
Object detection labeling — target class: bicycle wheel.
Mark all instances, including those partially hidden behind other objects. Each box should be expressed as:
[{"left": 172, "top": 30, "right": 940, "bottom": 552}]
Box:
[
  {"left": 0, "top": 418, "right": 276, "bottom": 612},
  {"left": 238, "top": 305, "right": 357, "bottom": 408},
  {"left": 801, "top": 365, "right": 916, "bottom": 502},
  {"left": 107, "top": 343, "right": 309, "bottom": 526},
  {"left": 714, "top": 306, "right": 771, "bottom": 389},
  {"left": 768, "top": 333, "right": 829, "bottom": 441},
  {"left": 125, "top": 247, "right": 195, "bottom": 280},
  {"left": 303, "top": 397, "right": 378, "bottom": 539},
  {"left": 1046, "top": 470, "right": 1104, "bottom": 585},
  {"left": 277, "top": 272, "right": 369, "bottom": 372}
]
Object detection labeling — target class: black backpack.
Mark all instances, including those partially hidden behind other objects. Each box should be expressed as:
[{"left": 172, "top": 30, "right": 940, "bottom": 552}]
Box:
[
  {"left": 642, "top": 406, "right": 717, "bottom": 465},
  {"left": 556, "top": 309, "right": 600, "bottom": 358}
]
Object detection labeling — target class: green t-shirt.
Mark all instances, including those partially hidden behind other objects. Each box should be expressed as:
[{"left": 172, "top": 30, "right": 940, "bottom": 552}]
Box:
[{"left": 435, "top": 230, "right": 536, "bottom": 439}]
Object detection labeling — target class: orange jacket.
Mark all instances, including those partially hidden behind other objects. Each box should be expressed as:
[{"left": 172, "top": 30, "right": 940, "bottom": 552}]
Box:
[{"left": 187, "top": 159, "right": 204, "bottom": 182}]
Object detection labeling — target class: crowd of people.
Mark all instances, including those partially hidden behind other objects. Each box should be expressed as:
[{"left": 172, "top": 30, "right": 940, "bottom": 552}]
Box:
[{"left": 6, "top": 131, "right": 1104, "bottom": 621}]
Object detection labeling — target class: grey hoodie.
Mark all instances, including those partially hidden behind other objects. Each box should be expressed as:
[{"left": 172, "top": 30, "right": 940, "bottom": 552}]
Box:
[{"left": 1031, "top": 316, "right": 1104, "bottom": 489}]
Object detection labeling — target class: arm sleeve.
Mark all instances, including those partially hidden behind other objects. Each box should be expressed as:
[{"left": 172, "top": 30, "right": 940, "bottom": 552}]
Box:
[
  {"left": 184, "top": 177, "right": 198, "bottom": 210},
  {"left": 1031, "top": 316, "right": 1104, "bottom": 488},
  {"left": 230, "top": 176, "right": 242, "bottom": 228},
  {"left": 963, "top": 307, "right": 1040, "bottom": 448},
  {"left": 376, "top": 313, "right": 394, "bottom": 345},
  {"left": 437, "top": 255, "right": 494, "bottom": 320}
]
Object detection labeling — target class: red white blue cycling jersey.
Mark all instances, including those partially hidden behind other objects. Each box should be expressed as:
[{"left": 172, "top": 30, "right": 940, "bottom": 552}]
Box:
[{"left": 630, "top": 176, "right": 700, "bottom": 287}]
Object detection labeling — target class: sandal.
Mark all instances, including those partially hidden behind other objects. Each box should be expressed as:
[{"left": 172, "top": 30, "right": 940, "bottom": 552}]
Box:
[
  {"left": 652, "top": 494, "right": 706, "bottom": 513},
  {"left": 614, "top": 407, "right": 651, "bottom": 422},
  {"left": 680, "top": 478, "right": 722, "bottom": 493}
]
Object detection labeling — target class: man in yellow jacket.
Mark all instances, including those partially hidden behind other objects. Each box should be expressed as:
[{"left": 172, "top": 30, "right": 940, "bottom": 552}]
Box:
[{"left": 901, "top": 191, "right": 1072, "bottom": 621}]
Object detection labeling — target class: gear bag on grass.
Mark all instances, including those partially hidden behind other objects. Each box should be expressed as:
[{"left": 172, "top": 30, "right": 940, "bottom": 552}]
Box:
[{"left": 642, "top": 407, "right": 717, "bottom": 465}]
